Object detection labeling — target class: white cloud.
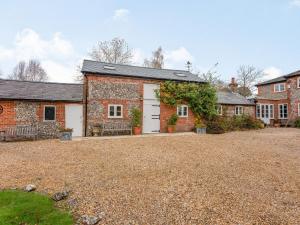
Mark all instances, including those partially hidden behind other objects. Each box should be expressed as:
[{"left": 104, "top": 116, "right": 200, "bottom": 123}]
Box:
[
  {"left": 113, "top": 9, "right": 130, "bottom": 21},
  {"left": 165, "top": 47, "right": 194, "bottom": 69},
  {"left": 0, "top": 28, "right": 79, "bottom": 82},
  {"left": 290, "top": 0, "right": 300, "bottom": 7},
  {"left": 263, "top": 67, "right": 282, "bottom": 80}
]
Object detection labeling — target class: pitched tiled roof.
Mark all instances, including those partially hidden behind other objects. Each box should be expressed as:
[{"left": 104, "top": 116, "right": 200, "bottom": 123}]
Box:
[
  {"left": 217, "top": 91, "right": 254, "bottom": 105},
  {"left": 256, "top": 69, "right": 300, "bottom": 86},
  {"left": 0, "top": 79, "right": 83, "bottom": 102},
  {"left": 81, "top": 60, "right": 205, "bottom": 83}
]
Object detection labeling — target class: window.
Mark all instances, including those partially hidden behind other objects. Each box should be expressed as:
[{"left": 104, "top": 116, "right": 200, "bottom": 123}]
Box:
[
  {"left": 108, "top": 105, "right": 123, "bottom": 118},
  {"left": 256, "top": 104, "right": 261, "bottom": 118},
  {"left": 177, "top": 105, "right": 188, "bottom": 117},
  {"left": 298, "top": 77, "right": 300, "bottom": 88},
  {"left": 279, "top": 104, "right": 288, "bottom": 119},
  {"left": 216, "top": 105, "right": 223, "bottom": 115},
  {"left": 270, "top": 105, "right": 274, "bottom": 119},
  {"left": 0, "top": 105, "right": 3, "bottom": 115},
  {"left": 298, "top": 103, "right": 300, "bottom": 116},
  {"left": 274, "top": 83, "right": 285, "bottom": 92},
  {"left": 235, "top": 106, "right": 244, "bottom": 115},
  {"left": 44, "top": 106, "right": 56, "bottom": 121}
]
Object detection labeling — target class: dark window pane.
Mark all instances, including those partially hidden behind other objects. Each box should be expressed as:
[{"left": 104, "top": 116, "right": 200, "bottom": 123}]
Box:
[
  {"left": 116, "top": 106, "right": 122, "bottom": 116},
  {"left": 109, "top": 106, "right": 114, "bottom": 116},
  {"left": 44, "top": 106, "right": 55, "bottom": 121}
]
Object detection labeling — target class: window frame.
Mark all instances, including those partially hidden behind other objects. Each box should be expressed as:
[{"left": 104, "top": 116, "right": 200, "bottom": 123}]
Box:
[
  {"left": 216, "top": 105, "right": 223, "bottom": 115},
  {"left": 269, "top": 104, "right": 274, "bottom": 119},
  {"left": 43, "top": 105, "right": 56, "bottom": 122},
  {"left": 256, "top": 104, "right": 261, "bottom": 118},
  {"left": 274, "top": 83, "right": 286, "bottom": 92},
  {"left": 298, "top": 103, "right": 300, "bottom": 116},
  {"left": 108, "top": 104, "right": 123, "bottom": 119},
  {"left": 278, "top": 104, "right": 288, "bottom": 119},
  {"left": 177, "top": 105, "right": 188, "bottom": 118},
  {"left": 235, "top": 106, "right": 244, "bottom": 116},
  {"left": 297, "top": 77, "right": 300, "bottom": 89}
]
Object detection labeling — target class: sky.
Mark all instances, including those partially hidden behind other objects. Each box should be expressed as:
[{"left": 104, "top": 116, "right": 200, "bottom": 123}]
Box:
[{"left": 0, "top": 0, "right": 300, "bottom": 83}]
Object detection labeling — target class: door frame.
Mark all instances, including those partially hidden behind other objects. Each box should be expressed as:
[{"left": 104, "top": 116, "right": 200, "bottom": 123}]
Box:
[{"left": 65, "top": 104, "right": 83, "bottom": 137}]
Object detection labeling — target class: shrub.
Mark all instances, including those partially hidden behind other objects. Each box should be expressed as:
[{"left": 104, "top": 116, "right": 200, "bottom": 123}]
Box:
[
  {"left": 130, "top": 107, "right": 142, "bottom": 127},
  {"left": 167, "top": 114, "right": 178, "bottom": 126},
  {"left": 294, "top": 118, "right": 300, "bottom": 128},
  {"left": 207, "top": 115, "right": 264, "bottom": 134}
]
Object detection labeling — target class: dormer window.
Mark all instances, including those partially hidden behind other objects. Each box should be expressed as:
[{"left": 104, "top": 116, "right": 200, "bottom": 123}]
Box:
[{"left": 274, "top": 83, "right": 285, "bottom": 92}]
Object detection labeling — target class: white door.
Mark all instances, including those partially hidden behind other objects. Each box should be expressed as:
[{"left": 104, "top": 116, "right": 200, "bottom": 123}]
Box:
[
  {"left": 260, "top": 104, "right": 271, "bottom": 124},
  {"left": 143, "top": 84, "right": 160, "bottom": 133},
  {"left": 65, "top": 104, "right": 83, "bottom": 137}
]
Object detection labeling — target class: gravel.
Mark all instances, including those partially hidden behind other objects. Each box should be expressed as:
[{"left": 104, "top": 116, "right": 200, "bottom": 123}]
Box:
[{"left": 0, "top": 128, "right": 299, "bottom": 224}]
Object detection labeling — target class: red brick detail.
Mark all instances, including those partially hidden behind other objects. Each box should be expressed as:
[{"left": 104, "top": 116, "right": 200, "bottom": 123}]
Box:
[{"left": 0, "top": 101, "right": 16, "bottom": 130}]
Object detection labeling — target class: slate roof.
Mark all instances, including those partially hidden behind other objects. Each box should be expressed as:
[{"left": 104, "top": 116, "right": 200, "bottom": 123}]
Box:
[
  {"left": 81, "top": 60, "right": 205, "bottom": 83},
  {"left": 217, "top": 91, "right": 254, "bottom": 105},
  {"left": 256, "top": 69, "right": 300, "bottom": 86},
  {"left": 0, "top": 79, "right": 83, "bottom": 102}
]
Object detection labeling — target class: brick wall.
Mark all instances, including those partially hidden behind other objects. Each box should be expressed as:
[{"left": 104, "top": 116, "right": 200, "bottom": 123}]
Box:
[
  {"left": 257, "top": 83, "right": 287, "bottom": 100},
  {"left": 0, "top": 100, "right": 69, "bottom": 138},
  {"left": 84, "top": 74, "right": 198, "bottom": 135},
  {"left": 221, "top": 105, "right": 255, "bottom": 117}
]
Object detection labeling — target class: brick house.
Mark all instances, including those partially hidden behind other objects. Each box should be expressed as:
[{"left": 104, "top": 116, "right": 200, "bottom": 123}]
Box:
[
  {"left": 255, "top": 70, "right": 300, "bottom": 125},
  {"left": 0, "top": 60, "right": 256, "bottom": 138},
  {"left": 0, "top": 79, "right": 83, "bottom": 137},
  {"left": 81, "top": 60, "right": 255, "bottom": 136}
]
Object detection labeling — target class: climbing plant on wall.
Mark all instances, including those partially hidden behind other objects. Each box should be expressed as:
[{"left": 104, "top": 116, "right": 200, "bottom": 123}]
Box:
[{"left": 156, "top": 81, "right": 217, "bottom": 119}]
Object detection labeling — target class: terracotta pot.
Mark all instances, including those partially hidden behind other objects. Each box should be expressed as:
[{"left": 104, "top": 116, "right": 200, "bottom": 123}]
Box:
[
  {"left": 133, "top": 126, "right": 142, "bottom": 135},
  {"left": 167, "top": 125, "right": 175, "bottom": 133}
]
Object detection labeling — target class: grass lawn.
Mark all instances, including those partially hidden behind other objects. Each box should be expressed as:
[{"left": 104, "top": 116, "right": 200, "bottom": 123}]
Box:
[{"left": 0, "top": 190, "right": 73, "bottom": 225}]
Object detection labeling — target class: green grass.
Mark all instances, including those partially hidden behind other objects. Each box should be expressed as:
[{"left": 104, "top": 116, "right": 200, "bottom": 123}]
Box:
[{"left": 0, "top": 190, "right": 73, "bottom": 225}]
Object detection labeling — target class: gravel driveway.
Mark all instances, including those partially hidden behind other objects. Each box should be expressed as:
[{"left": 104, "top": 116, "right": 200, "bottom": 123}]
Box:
[{"left": 0, "top": 128, "right": 299, "bottom": 224}]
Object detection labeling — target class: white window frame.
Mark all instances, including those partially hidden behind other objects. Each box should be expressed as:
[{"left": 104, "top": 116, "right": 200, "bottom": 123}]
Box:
[
  {"left": 216, "top": 105, "right": 223, "bottom": 115},
  {"left": 297, "top": 77, "right": 300, "bottom": 89},
  {"left": 44, "top": 105, "right": 56, "bottom": 121},
  {"left": 235, "top": 106, "right": 244, "bottom": 115},
  {"left": 269, "top": 104, "right": 274, "bottom": 119},
  {"left": 177, "top": 105, "right": 188, "bottom": 117},
  {"left": 298, "top": 103, "right": 300, "bottom": 116},
  {"left": 278, "top": 104, "right": 288, "bottom": 119},
  {"left": 274, "top": 83, "right": 286, "bottom": 92},
  {"left": 108, "top": 104, "right": 123, "bottom": 118},
  {"left": 256, "top": 104, "right": 261, "bottom": 118}
]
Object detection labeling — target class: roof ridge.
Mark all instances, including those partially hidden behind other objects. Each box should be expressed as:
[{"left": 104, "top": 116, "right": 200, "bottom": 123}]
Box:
[
  {"left": 83, "top": 59, "right": 194, "bottom": 74},
  {"left": 0, "top": 79, "right": 82, "bottom": 86}
]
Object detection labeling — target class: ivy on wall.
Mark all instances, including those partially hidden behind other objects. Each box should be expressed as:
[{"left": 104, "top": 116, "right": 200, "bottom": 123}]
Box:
[{"left": 156, "top": 81, "right": 217, "bottom": 119}]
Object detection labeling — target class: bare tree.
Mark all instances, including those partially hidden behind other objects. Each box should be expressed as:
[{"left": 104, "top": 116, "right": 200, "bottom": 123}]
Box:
[
  {"left": 198, "top": 63, "right": 226, "bottom": 89},
  {"left": 9, "top": 60, "right": 48, "bottom": 82},
  {"left": 89, "top": 37, "right": 133, "bottom": 64},
  {"left": 236, "top": 65, "right": 263, "bottom": 97},
  {"left": 144, "top": 47, "right": 164, "bottom": 69}
]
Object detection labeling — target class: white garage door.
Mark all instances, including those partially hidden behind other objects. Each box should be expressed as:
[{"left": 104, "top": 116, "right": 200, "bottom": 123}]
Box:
[{"left": 65, "top": 104, "right": 83, "bottom": 137}]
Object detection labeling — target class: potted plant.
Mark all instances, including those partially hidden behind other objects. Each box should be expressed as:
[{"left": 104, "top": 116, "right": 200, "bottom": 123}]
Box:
[
  {"left": 58, "top": 127, "right": 73, "bottom": 141},
  {"left": 195, "top": 115, "right": 206, "bottom": 134},
  {"left": 131, "top": 107, "right": 142, "bottom": 135},
  {"left": 167, "top": 114, "right": 178, "bottom": 133}
]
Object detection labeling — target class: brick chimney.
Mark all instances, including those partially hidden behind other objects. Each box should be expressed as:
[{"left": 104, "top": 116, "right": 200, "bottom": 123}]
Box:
[{"left": 229, "top": 77, "right": 238, "bottom": 92}]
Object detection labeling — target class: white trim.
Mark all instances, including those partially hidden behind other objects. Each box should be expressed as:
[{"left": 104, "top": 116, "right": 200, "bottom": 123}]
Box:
[
  {"left": 278, "top": 104, "right": 288, "bottom": 119},
  {"left": 270, "top": 104, "right": 274, "bottom": 119},
  {"left": 274, "top": 83, "right": 286, "bottom": 92},
  {"left": 235, "top": 106, "right": 244, "bottom": 115},
  {"left": 108, "top": 104, "right": 123, "bottom": 118},
  {"left": 256, "top": 104, "right": 261, "bottom": 118},
  {"left": 298, "top": 103, "right": 300, "bottom": 116},
  {"left": 177, "top": 105, "right": 188, "bottom": 117},
  {"left": 297, "top": 77, "right": 300, "bottom": 89},
  {"left": 43, "top": 105, "right": 56, "bottom": 121}
]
